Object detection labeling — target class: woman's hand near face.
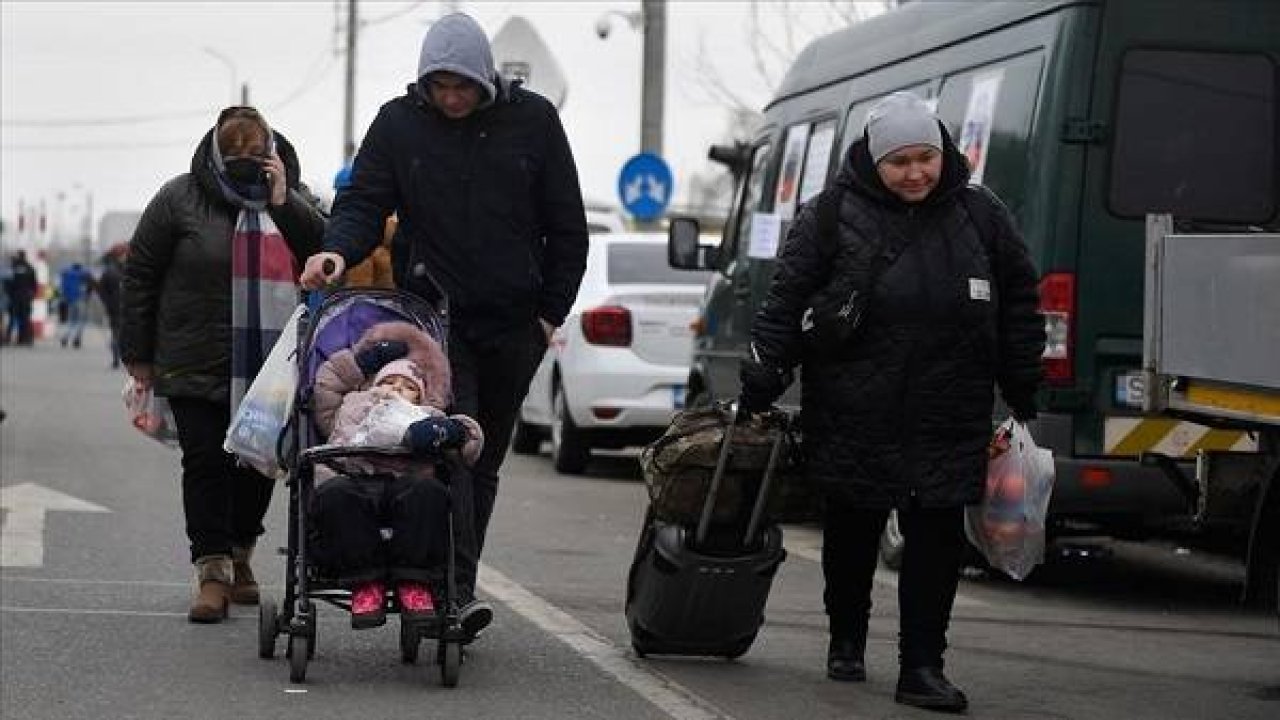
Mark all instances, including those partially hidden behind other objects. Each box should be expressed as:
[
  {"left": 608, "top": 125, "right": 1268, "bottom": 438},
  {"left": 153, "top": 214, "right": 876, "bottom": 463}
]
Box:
[{"left": 263, "top": 151, "right": 287, "bottom": 206}]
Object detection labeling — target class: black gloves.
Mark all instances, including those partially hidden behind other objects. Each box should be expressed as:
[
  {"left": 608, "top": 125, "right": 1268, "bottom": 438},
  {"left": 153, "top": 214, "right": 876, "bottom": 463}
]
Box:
[
  {"left": 404, "top": 417, "right": 467, "bottom": 455},
  {"left": 738, "top": 359, "right": 793, "bottom": 416},
  {"left": 355, "top": 340, "right": 409, "bottom": 377}
]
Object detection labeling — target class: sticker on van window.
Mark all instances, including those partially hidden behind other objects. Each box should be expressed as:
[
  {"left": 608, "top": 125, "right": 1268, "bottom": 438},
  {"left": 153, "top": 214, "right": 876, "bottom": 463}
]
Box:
[
  {"left": 957, "top": 70, "right": 1003, "bottom": 185},
  {"left": 748, "top": 212, "right": 783, "bottom": 259}
]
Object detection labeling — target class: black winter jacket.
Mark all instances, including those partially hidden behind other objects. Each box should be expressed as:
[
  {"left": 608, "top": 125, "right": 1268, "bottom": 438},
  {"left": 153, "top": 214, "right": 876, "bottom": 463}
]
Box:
[
  {"left": 749, "top": 129, "right": 1044, "bottom": 509},
  {"left": 323, "top": 79, "right": 588, "bottom": 340},
  {"left": 120, "top": 130, "right": 325, "bottom": 402}
]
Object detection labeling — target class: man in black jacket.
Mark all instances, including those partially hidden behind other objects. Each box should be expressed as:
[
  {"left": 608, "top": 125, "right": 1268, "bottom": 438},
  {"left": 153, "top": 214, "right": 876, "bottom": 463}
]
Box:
[{"left": 301, "top": 12, "right": 589, "bottom": 637}]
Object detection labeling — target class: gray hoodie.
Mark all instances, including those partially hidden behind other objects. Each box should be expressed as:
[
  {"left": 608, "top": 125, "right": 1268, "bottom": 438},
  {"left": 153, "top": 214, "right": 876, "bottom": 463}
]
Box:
[{"left": 417, "top": 12, "right": 497, "bottom": 108}]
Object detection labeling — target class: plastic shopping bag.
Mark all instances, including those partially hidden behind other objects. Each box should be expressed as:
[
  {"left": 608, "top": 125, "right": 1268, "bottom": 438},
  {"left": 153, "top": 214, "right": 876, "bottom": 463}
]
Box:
[
  {"left": 122, "top": 376, "right": 179, "bottom": 449},
  {"left": 964, "top": 418, "right": 1056, "bottom": 580},
  {"left": 224, "top": 306, "right": 304, "bottom": 480}
]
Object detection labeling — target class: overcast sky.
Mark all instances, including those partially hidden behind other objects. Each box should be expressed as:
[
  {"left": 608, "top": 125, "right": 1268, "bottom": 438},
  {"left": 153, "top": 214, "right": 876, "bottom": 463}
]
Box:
[{"left": 1, "top": 0, "right": 885, "bottom": 250}]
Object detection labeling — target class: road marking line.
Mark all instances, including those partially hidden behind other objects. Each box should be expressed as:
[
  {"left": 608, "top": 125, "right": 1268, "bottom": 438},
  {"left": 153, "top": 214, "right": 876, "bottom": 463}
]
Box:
[
  {"left": 781, "top": 524, "right": 988, "bottom": 608},
  {"left": 1, "top": 576, "right": 193, "bottom": 588},
  {"left": 0, "top": 605, "right": 188, "bottom": 618},
  {"left": 478, "top": 563, "right": 734, "bottom": 720},
  {"left": 0, "top": 483, "right": 111, "bottom": 568}
]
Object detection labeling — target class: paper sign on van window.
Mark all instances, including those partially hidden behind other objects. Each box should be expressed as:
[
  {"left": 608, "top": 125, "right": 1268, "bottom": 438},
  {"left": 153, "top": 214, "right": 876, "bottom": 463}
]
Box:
[
  {"left": 957, "top": 70, "right": 1003, "bottom": 185},
  {"left": 747, "top": 212, "right": 783, "bottom": 259},
  {"left": 798, "top": 123, "right": 836, "bottom": 205},
  {"left": 774, "top": 124, "right": 811, "bottom": 221}
]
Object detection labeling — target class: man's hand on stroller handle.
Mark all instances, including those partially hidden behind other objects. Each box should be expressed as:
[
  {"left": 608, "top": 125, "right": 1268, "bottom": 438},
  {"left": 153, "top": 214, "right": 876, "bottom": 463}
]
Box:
[
  {"left": 404, "top": 417, "right": 468, "bottom": 455},
  {"left": 300, "top": 252, "right": 346, "bottom": 290}
]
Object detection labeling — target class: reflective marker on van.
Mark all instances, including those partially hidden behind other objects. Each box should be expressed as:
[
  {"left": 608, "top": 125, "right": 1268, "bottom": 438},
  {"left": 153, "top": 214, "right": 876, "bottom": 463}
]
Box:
[{"left": 1040, "top": 272, "right": 1075, "bottom": 384}]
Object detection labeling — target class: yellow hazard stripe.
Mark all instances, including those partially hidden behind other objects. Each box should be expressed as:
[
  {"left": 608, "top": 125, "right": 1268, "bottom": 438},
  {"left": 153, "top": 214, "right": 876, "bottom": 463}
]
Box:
[
  {"left": 1183, "top": 382, "right": 1280, "bottom": 422},
  {"left": 1184, "top": 428, "right": 1251, "bottom": 455},
  {"left": 1103, "top": 417, "right": 1256, "bottom": 457},
  {"left": 1109, "top": 418, "right": 1180, "bottom": 456}
]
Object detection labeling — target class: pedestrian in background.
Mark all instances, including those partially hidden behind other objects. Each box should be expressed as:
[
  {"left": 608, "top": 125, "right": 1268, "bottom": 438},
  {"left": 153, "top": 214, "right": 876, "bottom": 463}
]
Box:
[
  {"left": 57, "top": 262, "right": 92, "bottom": 348},
  {"left": 121, "top": 106, "right": 325, "bottom": 623},
  {"left": 739, "top": 92, "right": 1044, "bottom": 713},
  {"left": 95, "top": 243, "right": 128, "bottom": 368},
  {"left": 4, "top": 251, "right": 37, "bottom": 346},
  {"left": 300, "top": 12, "right": 589, "bottom": 638}
]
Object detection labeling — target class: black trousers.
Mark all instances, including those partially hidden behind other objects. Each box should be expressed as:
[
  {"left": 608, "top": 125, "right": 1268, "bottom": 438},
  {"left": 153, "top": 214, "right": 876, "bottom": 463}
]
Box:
[
  {"left": 168, "top": 397, "right": 275, "bottom": 563},
  {"left": 821, "top": 494, "right": 965, "bottom": 669},
  {"left": 310, "top": 474, "right": 450, "bottom": 586},
  {"left": 447, "top": 318, "right": 547, "bottom": 599}
]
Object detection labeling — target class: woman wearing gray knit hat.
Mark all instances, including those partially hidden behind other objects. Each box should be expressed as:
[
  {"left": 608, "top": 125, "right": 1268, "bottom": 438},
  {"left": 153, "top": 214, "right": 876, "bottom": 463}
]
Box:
[{"left": 740, "top": 90, "right": 1045, "bottom": 712}]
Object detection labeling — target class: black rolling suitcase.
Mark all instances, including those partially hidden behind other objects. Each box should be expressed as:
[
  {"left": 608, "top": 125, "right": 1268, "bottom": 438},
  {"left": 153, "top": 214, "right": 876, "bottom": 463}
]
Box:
[{"left": 625, "top": 403, "right": 789, "bottom": 659}]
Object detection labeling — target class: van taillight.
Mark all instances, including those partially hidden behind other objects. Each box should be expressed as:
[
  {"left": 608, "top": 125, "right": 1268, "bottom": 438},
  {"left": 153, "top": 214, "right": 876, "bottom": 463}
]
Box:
[
  {"left": 581, "top": 306, "right": 632, "bottom": 347},
  {"left": 1039, "top": 272, "right": 1074, "bottom": 385}
]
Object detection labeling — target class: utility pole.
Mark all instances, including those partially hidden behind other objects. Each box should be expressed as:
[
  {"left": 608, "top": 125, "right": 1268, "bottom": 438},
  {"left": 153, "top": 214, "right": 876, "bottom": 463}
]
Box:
[
  {"left": 640, "top": 0, "right": 666, "bottom": 158},
  {"left": 240, "top": 83, "right": 250, "bottom": 105},
  {"left": 343, "top": 0, "right": 359, "bottom": 162}
]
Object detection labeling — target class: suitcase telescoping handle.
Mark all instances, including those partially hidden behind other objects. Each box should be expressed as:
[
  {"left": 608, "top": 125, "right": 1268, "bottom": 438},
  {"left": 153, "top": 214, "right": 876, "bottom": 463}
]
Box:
[{"left": 694, "top": 402, "right": 788, "bottom": 548}]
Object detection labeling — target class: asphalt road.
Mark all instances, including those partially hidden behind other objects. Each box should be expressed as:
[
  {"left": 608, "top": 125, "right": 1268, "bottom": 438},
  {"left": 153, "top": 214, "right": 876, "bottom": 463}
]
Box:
[{"left": 3, "top": 329, "right": 1277, "bottom": 720}]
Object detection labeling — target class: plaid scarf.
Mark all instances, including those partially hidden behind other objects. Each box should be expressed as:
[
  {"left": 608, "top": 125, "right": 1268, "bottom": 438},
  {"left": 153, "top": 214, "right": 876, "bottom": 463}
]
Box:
[{"left": 230, "top": 208, "right": 299, "bottom": 414}]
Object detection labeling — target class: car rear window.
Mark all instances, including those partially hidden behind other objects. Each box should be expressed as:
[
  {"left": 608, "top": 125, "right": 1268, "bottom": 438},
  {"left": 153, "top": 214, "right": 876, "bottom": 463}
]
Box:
[
  {"left": 1110, "top": 49, "right": 1277, "bottom": 225},
  {"left": 607, "top": 243, "right": 713, "bottom": 285}
]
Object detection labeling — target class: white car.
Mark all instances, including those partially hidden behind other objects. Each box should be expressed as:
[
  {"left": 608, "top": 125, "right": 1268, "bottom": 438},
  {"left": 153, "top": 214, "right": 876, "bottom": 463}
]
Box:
[{"left": 515, "top": 233, "right": 712, "bottom": 474}]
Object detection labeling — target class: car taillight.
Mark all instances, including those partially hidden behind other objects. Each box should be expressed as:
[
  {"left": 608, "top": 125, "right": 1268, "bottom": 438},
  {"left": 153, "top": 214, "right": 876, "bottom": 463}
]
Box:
[
  {"left": 581, "top": 305, "right": 632, "bottom": 347},
  {"left": 1039, "top": 272, "right": 1074, "bottom": 385}
]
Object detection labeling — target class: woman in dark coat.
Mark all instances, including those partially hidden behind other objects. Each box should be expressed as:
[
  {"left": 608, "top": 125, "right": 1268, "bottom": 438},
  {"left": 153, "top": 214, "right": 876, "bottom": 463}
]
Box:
[
  {"left": 740, "top": 92, "right": 1044, "bottom": 712},
  {"left": 121, "top": 107, "right": 324, "bottom": 623}
]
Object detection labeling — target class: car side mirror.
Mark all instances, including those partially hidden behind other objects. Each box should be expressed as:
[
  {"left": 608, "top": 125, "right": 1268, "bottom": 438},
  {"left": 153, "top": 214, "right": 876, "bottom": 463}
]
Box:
[{"left": 668, "top": 217, "right": 708, "bottom": 270}]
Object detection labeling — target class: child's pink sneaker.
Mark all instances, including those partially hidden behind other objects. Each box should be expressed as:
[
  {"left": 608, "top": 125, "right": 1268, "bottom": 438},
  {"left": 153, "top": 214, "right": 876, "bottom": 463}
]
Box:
[
  {"left": 397, "top": 581, "right": 436, "bottom": 620},
  {"left": 350, "top": 581, "right": 386, "bottom": 629}
]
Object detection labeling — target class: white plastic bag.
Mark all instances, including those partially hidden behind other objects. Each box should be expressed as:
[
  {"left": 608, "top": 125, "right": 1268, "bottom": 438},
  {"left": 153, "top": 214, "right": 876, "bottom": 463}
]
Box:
[
  {"left": 122, "top": 376, "right": 179, "bottom": 448},
  {"left": 964, "top": 418, "right": 1056, "bottom": 580},
  {"left": 348, "top": 392, "right": 430, "bottom": 447},
  {"left": 224, "top": 306, "right": 304, "bottom": 480}
]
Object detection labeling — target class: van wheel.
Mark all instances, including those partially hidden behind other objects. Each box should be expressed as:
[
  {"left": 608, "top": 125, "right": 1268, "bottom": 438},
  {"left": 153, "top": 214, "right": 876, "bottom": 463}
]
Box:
[
  {"left": 879, "top": 510, "right": 904, "bottom": 570},
  {"left": 511, "top": 420, "right": 543, "bottom": 455},
  {"left": 551, "top": 386, "right": 590, "bottom": 474}
]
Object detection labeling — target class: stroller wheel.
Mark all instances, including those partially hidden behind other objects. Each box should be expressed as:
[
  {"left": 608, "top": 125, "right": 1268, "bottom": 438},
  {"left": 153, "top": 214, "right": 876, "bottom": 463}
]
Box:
[
  {"left": 400, "top": 618, "right": 421, "bottom": 664},
  {"left": 288, "top": 634, "right": 311, "bottom": 683},
  {"left": 438, "top": 640, "right": 461, "bottom": 687},
  {"left": 257, "top": 595, "right": 279, "bottom": 659}
]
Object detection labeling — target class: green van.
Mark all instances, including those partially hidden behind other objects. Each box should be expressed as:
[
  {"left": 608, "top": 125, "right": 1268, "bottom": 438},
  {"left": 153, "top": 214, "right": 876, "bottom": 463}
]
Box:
[{"left": 669, "top": 0, "right": 1279, "bottom": 569}]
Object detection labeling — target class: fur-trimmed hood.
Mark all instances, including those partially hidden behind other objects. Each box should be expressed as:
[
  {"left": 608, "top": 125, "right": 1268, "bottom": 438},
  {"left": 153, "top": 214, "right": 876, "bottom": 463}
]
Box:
[
  {"left": 350, "top": 321, "right": 450, "bottom": 408},
  {"left": 311, "top": 321, "right": 451, "bottom": 440}
]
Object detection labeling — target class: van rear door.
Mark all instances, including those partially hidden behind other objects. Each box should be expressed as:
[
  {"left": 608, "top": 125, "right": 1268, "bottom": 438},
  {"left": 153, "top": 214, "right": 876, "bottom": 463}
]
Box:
[{"left": 1074, "top": 0, "right": 1278, "bottom": 457}]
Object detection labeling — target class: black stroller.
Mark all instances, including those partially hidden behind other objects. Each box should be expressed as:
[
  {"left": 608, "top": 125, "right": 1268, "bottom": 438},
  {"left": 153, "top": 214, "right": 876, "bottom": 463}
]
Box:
[{"left": 256, "top": 285, "right": 468, "bottom": 686}]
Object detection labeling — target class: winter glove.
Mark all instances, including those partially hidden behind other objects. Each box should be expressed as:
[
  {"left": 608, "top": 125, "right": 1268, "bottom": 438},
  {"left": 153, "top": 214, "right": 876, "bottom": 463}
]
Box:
[
  {"left": 738, "top": 359, "right": 793, "bottom": 417},
  {"left": 403, "top": 417, "right": 468, "bottom": 455},
  {"left": 355, "top": 340, "right": 409, "bottom": 377}
]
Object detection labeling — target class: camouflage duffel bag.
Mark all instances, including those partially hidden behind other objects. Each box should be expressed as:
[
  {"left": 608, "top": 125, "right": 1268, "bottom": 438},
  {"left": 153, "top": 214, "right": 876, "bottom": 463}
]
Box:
[{"left": 640, "top": 402, "right": 802, "bottom": 525}]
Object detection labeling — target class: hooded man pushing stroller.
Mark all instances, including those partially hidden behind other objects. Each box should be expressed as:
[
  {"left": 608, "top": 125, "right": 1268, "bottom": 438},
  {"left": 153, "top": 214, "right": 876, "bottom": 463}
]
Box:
[{"left": 301, "top": 11, "right": 589, "bottom": 637}]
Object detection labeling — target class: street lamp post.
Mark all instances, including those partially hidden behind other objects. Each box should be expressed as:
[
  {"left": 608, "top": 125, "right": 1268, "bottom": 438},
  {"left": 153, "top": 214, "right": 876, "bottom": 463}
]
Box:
[{"left": 596, "top": 2, "right": 666, "bottom": 157}]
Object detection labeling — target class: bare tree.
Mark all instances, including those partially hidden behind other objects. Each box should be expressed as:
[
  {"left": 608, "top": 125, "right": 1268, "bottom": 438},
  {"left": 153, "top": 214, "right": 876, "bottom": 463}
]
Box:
[{"left": 682, "top": 1, "right": 887, "bottom": 213}]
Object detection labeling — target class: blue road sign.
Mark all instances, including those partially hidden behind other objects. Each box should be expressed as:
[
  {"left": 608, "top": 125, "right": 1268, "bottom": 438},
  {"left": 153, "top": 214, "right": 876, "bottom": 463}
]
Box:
[{"left": 617, "top": 152, "right": 673, "bottom": 222}]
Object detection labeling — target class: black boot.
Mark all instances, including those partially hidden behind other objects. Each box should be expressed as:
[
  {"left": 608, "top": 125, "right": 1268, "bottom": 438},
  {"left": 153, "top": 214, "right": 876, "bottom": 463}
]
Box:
[
  {"left": 895, "top": 666, "right": 968, "bottom": 713},
  {"left": 826, "top": 637, "right": 866, "bottom": 681}
]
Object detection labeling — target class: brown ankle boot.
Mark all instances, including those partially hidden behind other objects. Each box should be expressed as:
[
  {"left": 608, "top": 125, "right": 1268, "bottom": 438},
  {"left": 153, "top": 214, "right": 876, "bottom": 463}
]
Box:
[
  {"left": 189, "top": 555, "right": 232, "bottom": 623},
  {"left": 230, "top": 545, "right": 259, "bottom": 605}
]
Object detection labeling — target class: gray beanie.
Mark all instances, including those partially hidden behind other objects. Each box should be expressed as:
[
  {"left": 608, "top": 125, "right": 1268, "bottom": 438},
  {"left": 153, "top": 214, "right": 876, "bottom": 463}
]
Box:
[
  {"left": 417, "top": 13, "right": 497, "bottom": 107},
  {"left": 865, "top": 92, "right": 942, "bottom": 164}
]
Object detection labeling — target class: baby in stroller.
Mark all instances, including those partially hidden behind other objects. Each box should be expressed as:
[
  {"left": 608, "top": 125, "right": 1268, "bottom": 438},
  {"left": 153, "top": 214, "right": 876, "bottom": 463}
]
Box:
[{"left": 309, "top": 320, "right": 483, "bottom": 629}]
